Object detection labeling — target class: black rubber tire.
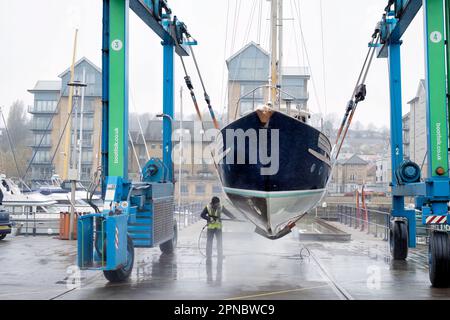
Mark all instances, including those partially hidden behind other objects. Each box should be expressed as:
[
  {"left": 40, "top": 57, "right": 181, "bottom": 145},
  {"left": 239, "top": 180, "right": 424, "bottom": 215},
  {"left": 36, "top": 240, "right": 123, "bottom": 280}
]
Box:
[
  {"left": 0, "top": 234, "right": 6, "bottom": 240},
  {"left": 429, "top": 231, "right": 450, "bottom": 288},
  {"left": 390, "top": 220, "right": 408, "bottom": 260},
  {"left": 160, "top": 223, "right": 178, "bottom": 254},
  {"left": 103, "top": 235, "right": 134, "bottom": 283}
]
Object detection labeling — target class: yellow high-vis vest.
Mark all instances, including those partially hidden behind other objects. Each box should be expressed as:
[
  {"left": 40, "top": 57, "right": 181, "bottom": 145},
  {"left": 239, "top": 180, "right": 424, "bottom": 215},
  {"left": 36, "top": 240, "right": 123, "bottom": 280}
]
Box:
[{"left": 207, "top": 204, "right": 222, "bottom": 229}]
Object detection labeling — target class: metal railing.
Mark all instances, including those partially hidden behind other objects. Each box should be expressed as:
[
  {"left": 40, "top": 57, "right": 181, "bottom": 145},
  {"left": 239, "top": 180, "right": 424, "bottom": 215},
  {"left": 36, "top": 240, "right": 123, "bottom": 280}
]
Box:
[
  {"left": 174, "top": 202, "right": 204, "bottom": 230},
  {"left": 8, "top": 201, "right": 207, "bottom": 236},
  {"left": 9, "top": 211, "right": 61, "bottom": 236},
  {"left": 313, "top": 203, "right": 445, "bottom": 243},
  {"left": 314, "top": 204, "right": 390, "bottom": 240}
]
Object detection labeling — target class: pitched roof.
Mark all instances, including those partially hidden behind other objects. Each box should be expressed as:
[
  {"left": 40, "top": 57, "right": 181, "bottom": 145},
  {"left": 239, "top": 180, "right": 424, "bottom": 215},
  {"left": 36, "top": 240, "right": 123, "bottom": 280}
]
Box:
[
  {"left": 344, "top": 154, "right": 368, "bottom": 165},
  {"left": 407, "top": 79, "right": 425, "bottom": 105},
  {"left": 226, "top": 41, "right": 270, "bottom": 64},
  {"left": 28, "top": 80, "right": 61, "bottom": 92},
  {"left": 58, "top": 57, "right": 102, "bottom": 78}
]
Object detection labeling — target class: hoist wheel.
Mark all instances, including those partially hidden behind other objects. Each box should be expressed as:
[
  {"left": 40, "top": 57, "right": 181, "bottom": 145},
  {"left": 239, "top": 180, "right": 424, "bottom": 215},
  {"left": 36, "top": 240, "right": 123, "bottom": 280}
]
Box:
[
  {"left": 390, "top": 220, "right": 408, "bottom": 260},
  {"left": 103, "top": 235, "right": 134, "bottom": 283},
  {"left": 429, "top": 231, "right": 450, "bottom": 288}
]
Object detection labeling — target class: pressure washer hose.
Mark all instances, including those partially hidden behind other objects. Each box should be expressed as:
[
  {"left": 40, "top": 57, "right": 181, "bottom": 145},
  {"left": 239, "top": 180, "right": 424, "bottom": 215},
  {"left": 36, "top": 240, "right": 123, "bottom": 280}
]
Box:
[{"left": 198, "top": 224, "right": 208, "bottom": 257}]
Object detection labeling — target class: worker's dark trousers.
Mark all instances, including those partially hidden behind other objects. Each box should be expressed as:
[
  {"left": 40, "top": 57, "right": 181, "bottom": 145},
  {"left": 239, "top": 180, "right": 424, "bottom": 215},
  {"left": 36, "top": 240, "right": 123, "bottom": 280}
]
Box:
[{"left": 206, "top": 228, "right": 223, "bottom": 259}]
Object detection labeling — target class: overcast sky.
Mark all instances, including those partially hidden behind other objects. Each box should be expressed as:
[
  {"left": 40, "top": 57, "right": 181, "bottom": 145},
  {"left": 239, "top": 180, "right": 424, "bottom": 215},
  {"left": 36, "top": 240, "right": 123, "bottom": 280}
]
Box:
[{"left": 0, "top": 0, "right": 425, "bottom": 128}]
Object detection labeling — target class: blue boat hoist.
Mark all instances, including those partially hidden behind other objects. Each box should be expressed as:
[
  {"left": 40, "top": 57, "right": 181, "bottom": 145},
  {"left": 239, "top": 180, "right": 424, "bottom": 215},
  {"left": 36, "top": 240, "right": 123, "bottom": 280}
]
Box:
[
  {"left": 374, "top": 0, "right": 450, "bottom": 287},
  {"left": 77, "top": 0, "right": 196, "bottom": 282}
]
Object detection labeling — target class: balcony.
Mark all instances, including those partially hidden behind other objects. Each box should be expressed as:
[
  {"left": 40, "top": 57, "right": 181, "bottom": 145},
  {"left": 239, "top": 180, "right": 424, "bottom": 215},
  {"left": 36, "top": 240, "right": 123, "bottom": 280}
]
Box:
[
  {"left": 30, "top": 124, "right": 52, "bottom": 131},
  {"left": 28, "top": 105, "right": 58, "bottom": 114},
  {"left": 29, "top": 143, "right": 52, "bottom": 148},
  {"left": 30, "top": 159, "right": 52, "bottom": 165}
]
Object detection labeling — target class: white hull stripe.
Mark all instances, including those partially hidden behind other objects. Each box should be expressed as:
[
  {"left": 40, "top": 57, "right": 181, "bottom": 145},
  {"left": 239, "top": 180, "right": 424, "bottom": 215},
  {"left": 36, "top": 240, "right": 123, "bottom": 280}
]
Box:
[
  {"left": 308, "top": 148, "right": 331, "bottom": 167},
  {"left": 223, "top": 187, "right": 326, "bottom": 199},
  {"left": 425, "top": 215, "right": 448, "bottom": 224}
]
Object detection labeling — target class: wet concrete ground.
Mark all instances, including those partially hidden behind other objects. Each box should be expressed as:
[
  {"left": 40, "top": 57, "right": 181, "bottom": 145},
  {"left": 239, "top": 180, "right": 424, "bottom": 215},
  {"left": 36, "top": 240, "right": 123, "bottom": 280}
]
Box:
[{"left": 0, "top": 219, "right": 449, "bottom": 300}]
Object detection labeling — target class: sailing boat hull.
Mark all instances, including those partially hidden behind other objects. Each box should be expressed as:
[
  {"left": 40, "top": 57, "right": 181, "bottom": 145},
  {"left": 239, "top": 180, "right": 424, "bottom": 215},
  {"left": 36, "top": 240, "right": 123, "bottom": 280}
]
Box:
[{"left": 217, "top": 111, "right": 331, "bottom": 238}]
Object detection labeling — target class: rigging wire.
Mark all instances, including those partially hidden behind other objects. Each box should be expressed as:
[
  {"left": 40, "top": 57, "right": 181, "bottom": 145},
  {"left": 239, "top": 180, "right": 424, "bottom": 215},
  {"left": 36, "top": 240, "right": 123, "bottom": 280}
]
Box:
[
  {"left": 130, "top": 87, "right": 150, "bottom": 159},
  {"left": 230, "top": 0, "right": 242, "bottom": 54},
  {"left": 257, "top": 0, "right": 263, "bottom": 45},
  {"left": 319, "top": 0, "right": 328, "bottom": 116},
  {"left": 189, "top": 45, "right": 220, "bottom": 130},
  {"left": 219, "top": 0, "right": 231, "bottom": 123},
  {"left": 128, "top": 131, "right": 142, "bottom": 174},
  {"left": 291, "top": 0, "right": 323, "bottom": 115},
  {"left": 223, "top": 0, "right": 260, "bottom": 122}
]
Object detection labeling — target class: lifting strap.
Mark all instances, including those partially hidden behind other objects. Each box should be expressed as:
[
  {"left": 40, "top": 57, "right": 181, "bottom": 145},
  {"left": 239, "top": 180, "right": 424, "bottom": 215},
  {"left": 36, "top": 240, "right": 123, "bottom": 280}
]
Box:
[
  {"left": 188, "top": 44, "right": 220, "bottom": 130},
  {"left": 179, "top": 53, "right": 222, "bottom": 180},
  {"left": 333, "top": 31, "right": 380, "bottom": 160}
]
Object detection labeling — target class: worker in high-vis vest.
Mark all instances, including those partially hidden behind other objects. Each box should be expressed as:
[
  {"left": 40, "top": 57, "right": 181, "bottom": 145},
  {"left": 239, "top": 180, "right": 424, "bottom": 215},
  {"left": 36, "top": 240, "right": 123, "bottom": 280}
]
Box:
[{"left": 200, "top": 196, "right": 236, "bottom": 262}]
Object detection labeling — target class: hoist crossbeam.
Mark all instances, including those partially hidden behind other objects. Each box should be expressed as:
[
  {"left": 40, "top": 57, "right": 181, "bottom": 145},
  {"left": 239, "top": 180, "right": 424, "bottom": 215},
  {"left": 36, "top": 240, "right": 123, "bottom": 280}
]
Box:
[{"left": 378, "top": 0, "right": 422, "bottom": 57}]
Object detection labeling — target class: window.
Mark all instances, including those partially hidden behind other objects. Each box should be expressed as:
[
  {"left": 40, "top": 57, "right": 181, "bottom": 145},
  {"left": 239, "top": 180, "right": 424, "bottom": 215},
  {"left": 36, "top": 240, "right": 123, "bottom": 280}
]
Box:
[
  {"left": 32, "top": 116, "right": 52, "bottom": 130},
  {"left": 72, "top": 116, "right": 94, "bottom": 130},
  {"left": 36, "top": 167, "right": 53, "bottom": 179},
  {"left": 35, "top": 151, "right": 51, "bottom": 163},
  {"left": 240, "top": 100, "right": 255, "bottom": 115},
  {"left": 82, "top": 133, "right": 93, "bottom": 146},
  {"left": 241, "top": 84, "right": 264, "bottom": 99},
  {"left": 195, "top": 184, "right": 205, "bottom": 195},
  {"left": 81, "top": 166, "right": 92, "bottom": 180},
  {"left": 151, "top": 144, "right": 156, "bottom": 149},
  {"left": 181, "top": 184, "right": 189, "bottom": 195},
  {"left": 34, "top": 100, "right": 57, "bottom": 112},
  {"left": 81, "top": 150, "right": 93, "bottom": 163},
  {"left": 34, "top": 133, "right": 51, "bottom": 146}
]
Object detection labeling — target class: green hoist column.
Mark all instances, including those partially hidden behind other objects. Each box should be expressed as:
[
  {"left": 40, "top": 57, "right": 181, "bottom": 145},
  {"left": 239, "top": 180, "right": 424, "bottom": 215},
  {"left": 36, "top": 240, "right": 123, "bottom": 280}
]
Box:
[
  {"left": 108, "top": 0, "right": 129, "bottom": 178},
  {"left": 424, "top": 0, "right": 448, "bottom": 178},
  {"left": 446, "top": 0, "right": 450, "bottom": 116}
]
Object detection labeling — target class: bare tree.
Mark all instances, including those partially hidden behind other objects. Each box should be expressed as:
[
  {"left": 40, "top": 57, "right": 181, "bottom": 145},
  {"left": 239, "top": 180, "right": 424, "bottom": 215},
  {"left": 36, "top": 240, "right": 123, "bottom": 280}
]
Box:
[{"left": 6, "top": 100, "right": 30, "bottom": 148}]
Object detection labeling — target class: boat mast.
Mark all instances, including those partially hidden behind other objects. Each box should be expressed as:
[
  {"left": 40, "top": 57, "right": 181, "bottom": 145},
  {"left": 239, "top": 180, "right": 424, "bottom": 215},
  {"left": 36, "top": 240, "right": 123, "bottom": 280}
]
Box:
[
  {"left": 278, "top": 0, "right": 283, "bottom": 97},
  {"left": 269, "top": 0, "right": 278, "bottom": 106}
]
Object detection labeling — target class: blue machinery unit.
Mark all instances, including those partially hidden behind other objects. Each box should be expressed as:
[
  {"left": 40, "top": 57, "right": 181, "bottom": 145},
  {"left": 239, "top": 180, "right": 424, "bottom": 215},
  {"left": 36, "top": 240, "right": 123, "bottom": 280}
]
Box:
[
  {"left": 78, "top": 0, "right": 195, "bottom": 282},
  {"left": 377, "top": 0, "right": 450, "bottom": 287}
]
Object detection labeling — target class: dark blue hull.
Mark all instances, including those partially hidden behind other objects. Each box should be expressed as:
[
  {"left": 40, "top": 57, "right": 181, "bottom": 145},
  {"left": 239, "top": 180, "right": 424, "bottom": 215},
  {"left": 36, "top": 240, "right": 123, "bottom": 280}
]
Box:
[{"left": 217, "top": 111, "right": 332, "bottom": 238}]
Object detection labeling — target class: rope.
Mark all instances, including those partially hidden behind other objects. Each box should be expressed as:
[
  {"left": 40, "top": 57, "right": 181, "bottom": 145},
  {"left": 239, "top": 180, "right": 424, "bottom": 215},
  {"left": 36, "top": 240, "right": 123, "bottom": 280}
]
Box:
[
  {"left": 188, "top": 45, "right": 220, "bottom": 130},
  {"left": 180, "top": 56, "right": 204, "bottom": 124},
  {"left": 179, "top": 55, "right": 221, "bottom": 179}
]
